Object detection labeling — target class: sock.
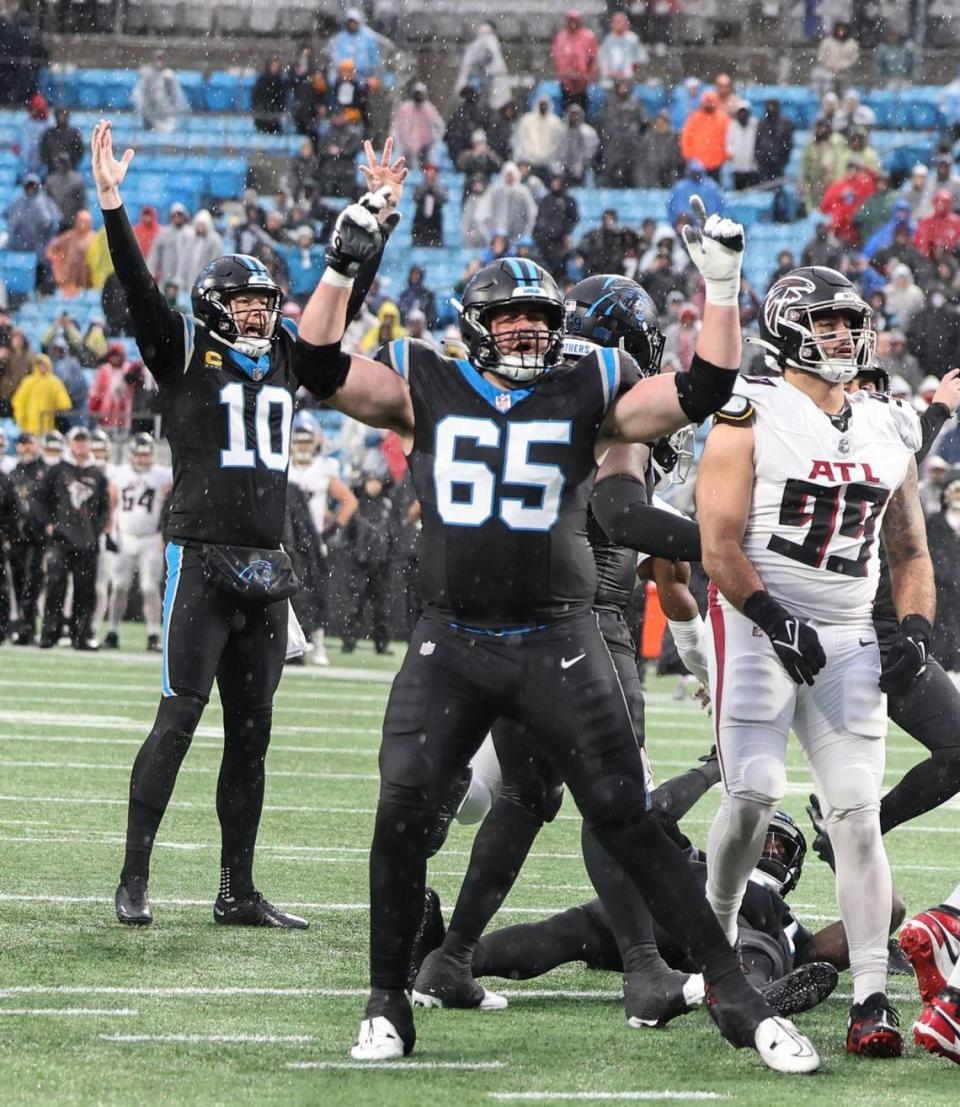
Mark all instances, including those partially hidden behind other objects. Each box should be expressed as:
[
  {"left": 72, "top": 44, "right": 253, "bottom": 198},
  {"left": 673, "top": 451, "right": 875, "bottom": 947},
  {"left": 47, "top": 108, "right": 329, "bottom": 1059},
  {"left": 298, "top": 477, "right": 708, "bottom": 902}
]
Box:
[
  {"left": 650, "top": 763, "right": 720, "bottom": 822},
  {"left": 109, "top": 586, "right": 129, "bottom": 634},
  {"left": 469, "top": 733, "right": 503, "bottom": 800},
  {"left": 455, "top": 775, "right": 493, "bottom": 825},
  {"left": 473, "top": 905, "right": 617, "bottom": 980},
  {"left": 705, "top": 793, "right": 776, "bottom": 947},
  {"left": 216, "top": 703, "right": 272, "bottom": 900},
  {"left": 879, "top": 750, "right": 960, "bottom": 835},
  {"left": 830, "top": 809, "right": 891, "bottom": 1004},
  {"left": 944, "top": 883, "right": 960, "bottom": 912}
]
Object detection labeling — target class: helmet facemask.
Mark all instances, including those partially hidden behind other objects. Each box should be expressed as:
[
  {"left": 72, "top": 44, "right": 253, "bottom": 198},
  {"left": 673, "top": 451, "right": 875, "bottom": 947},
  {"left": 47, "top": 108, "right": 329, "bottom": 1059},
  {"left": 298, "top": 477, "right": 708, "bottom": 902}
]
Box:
[
  {"left": 465, "top": 301, "right": 564, "bottom": 382},
  {"left": 753, "top": 812, "right": 806, "bottom": 896},
  {"left": 212, "top": 289, "right": 283, "bottom": 357},
  {"left": 650, "top": 426, "right": 694, "bottom": 487},
  {"left": 291, "top": 430, "right": 317, "bottom": 465}
]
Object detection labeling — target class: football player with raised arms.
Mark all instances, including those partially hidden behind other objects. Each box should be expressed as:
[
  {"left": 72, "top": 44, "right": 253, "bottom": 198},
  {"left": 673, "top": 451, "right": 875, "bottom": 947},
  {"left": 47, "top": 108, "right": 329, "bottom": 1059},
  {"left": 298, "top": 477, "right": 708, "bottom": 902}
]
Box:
[
  {"left": 91, "top": 121, "right": 403, "bottom": 929},
  {"left": 103, "top": 433, "right": 171, "bottom": 651},
  {"left": 697, "top": 266, "right": 936, "bottom": 1057},
  {"left": 297, "top": 187, "right": 819, "bottom": 1071}
]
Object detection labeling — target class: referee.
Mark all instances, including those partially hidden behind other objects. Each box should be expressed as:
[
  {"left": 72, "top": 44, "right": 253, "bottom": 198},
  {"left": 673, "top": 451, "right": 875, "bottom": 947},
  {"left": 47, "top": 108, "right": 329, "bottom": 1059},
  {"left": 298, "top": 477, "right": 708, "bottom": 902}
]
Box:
[{"left": 93, "top": 121, "right": 404, "bottom": 927}]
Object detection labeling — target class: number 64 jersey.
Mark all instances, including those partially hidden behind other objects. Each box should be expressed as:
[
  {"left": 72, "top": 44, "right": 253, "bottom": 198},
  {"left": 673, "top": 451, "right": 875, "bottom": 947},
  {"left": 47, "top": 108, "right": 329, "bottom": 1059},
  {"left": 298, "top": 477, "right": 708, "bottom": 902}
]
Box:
[
  {"left": 720, "top": 376, "right": 922, "bottom": 626},
  {"left": 378, "top": 339, "right": 640, "bottom": 630}
]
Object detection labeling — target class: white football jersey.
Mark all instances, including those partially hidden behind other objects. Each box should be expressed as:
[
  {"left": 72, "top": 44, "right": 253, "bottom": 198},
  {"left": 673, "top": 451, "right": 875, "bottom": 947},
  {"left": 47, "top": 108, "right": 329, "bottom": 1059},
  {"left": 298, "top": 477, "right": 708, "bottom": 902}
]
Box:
[
  {"left": 726, "top": 376, "right": 921, "bottom": 625},
  {"left": 289, "top": 456, "right": 342, "bottom": 535},
  {"left": 113, "top": 463, "right": 172, "bottom": 537}
]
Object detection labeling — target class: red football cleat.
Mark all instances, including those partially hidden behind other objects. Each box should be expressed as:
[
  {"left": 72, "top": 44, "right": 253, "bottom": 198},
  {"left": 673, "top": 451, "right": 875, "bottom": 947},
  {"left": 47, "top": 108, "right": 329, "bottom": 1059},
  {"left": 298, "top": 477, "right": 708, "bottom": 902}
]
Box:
[
  {"left": 913, "top": 987, "right": 960, "bottom": 1065},
  {"left": 847, "top": 992, "right": 902, "bottom": 1058},
  {"left": 899, "top": 905, "right": 960, "bottom": 1005}
]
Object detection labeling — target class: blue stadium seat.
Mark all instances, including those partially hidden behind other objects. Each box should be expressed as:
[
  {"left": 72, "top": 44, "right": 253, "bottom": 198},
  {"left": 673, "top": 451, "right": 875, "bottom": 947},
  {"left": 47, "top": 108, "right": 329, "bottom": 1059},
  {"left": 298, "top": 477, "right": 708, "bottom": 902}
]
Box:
[{"left": 1, "top": 252, "right": 37, "bottom": 295}]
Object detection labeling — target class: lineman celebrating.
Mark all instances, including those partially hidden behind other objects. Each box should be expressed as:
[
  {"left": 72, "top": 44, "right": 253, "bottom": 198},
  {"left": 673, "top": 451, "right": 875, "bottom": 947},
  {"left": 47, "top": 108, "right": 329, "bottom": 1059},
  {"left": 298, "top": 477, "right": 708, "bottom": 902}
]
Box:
[{"left": 93, "top": 121, "right": 402, "bottom": 928}]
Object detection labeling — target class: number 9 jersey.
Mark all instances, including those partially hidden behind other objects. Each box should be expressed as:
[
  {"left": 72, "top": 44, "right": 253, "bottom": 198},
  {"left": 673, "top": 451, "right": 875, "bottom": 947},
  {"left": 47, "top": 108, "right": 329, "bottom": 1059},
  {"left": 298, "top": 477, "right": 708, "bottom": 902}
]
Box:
[
  {"left": 378, "top": 338, "right": 640, "bottom": 630},
  {"left": 719, "top": 376, "right": 922, "bottom": 626}
]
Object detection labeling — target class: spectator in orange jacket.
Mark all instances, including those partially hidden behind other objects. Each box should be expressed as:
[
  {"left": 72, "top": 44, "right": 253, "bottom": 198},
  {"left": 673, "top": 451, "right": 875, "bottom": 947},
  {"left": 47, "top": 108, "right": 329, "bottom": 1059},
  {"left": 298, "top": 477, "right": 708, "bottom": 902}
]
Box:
[
  {"left": 819, "top": 159, "right": 876, "bottom": 246},
  {"left": 87, "top": 342, "right": 139, "bottom": 434},
  {"left": 551, "top": 10, "right": 598, "bottom": 113},
  {"left": 915, "top": 189, "right": 960, "bottom": 258},
  {"left": 680, "top": 90, "right": 729, "bottom": 178}
]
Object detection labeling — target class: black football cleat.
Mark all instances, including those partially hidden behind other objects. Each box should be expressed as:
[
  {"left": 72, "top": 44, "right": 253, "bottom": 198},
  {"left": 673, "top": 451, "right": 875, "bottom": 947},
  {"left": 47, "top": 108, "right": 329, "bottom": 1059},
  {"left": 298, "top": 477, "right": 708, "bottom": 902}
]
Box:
[
  {"left": 213, "top": 891, "right": 308, "bottom": 929},
  {"left": 146, "top": 634, "right": 161, "bottom": 653},
  {"left": 412, "top": 948, "right": 507, "bottom": 1010},
  {"left": 624, "top": 967, "right": 704, "bottom": 1028},
  {"left": 424, "top": 766, "right": 473, "bottom": 858},
  {"left": 405, "top": 887, "right": 446, "bottom": 991},
  {"left": 760, "top": 961, "right": 838, "bottom": 1016},
  {"left": 887, "top": 937, "right": 915, "bottom": 977},
  {"left": 115, "top": 877, "right": 152, "bottom": 926},
  {"left": 847, "top": 992, "right": 903, "bottom": 1057},
  {"left": 103, "top": 631, "right": 120, "bottom": 649}
]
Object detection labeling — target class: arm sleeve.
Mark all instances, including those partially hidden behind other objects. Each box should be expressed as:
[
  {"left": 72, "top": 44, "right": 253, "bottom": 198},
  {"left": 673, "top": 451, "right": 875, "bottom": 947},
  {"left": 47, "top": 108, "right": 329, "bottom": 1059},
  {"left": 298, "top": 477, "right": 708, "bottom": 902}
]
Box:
[
  {"left": 102, "top": 205, "right": 186, "bottom": 384},
  {"left": 917, "top": 402, "right": 950, "bottom": 465},
  {"left": 590, "top": 473, "right": 702, "bottom": 560},
  {"left": 344, "top": 219, "right": 395, "bottom": 327}
]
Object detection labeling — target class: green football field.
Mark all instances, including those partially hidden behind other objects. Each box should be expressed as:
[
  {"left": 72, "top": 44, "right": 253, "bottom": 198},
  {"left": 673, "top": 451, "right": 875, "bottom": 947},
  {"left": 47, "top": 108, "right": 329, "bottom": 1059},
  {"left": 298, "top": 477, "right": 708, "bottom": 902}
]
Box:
[{"left": 1, "top": 630, "right": 958, "bottom": 1106}]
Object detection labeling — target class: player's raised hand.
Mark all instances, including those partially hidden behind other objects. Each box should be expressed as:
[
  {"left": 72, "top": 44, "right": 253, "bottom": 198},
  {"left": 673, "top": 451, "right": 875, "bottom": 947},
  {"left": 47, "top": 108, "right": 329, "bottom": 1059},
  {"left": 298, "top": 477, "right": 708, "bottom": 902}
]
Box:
[
  {"left": 681, "top": 195, "right": 745, "bottom": 306},
  {"left": 91, "top": 120, "right": 134, "bottom": 208},
  {"left": 325, "top": 196, "right": 384, "bottom": 279},
  {"left": 932, "top": 367, "right": 960, "bottom": 414},
  {"left": 359, "top": 137, "right": 407, "bottom": 228}
]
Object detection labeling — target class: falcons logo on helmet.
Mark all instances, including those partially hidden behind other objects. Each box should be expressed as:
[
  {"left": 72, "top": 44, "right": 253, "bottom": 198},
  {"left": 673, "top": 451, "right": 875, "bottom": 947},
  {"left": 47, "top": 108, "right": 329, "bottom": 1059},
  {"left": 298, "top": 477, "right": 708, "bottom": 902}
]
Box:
[{"left": 763, "top": 275, "right": 817, "bottom": 339}]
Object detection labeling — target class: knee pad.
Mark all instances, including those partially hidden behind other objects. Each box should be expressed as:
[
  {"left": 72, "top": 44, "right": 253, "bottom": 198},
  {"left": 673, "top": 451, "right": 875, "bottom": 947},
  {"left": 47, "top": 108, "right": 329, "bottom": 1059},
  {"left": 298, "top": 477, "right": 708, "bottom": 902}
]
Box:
[
  {"left": 576, "top": 773, "right": 648, "bottom": 829},
  {"left": 822, "top": 769, "right": 880, "bottom": 823},
  {"left": 223, "top": 702, "right": 273, "bottom": 760},
  {"left": 154, "top": 694, "right": 205, "bottom": 739},
  {"left": 500, "top": 779, "right": 565, "bottom": 824},
  {"left": 732, "top": 755, "right": 788, "bottom": 807}
]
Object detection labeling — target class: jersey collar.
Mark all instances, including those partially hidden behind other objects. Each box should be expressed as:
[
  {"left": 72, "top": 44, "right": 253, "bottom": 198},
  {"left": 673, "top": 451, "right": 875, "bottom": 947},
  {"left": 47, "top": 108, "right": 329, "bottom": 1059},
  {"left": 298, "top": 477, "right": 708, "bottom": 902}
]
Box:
[
  {"left": 456, "top": 358, "right": 536, "bottom": 414},
  {"left": 226, "top": 346, "right": 271, "bottom": 382}
]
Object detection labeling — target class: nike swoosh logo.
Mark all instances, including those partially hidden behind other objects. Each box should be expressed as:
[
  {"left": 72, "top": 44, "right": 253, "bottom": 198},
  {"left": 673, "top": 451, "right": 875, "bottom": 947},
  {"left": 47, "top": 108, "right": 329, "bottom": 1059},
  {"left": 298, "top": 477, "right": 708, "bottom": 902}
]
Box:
[
  {"left": 859, "top": 638, "right": 872, "bottom": 647},
  {"left": 560, "top": 653, "right": 586, "bottom": 670}
]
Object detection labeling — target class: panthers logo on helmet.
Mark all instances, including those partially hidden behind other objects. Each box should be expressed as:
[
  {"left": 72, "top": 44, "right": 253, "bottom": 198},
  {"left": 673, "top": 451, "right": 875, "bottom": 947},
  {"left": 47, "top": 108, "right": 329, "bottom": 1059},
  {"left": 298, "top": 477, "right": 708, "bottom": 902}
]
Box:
[
  {"left": 239, "top": 560, "right": 274, "bottom": 587},
  {"left": 763, "top": 275, "right": 817, "bottom": 340}
]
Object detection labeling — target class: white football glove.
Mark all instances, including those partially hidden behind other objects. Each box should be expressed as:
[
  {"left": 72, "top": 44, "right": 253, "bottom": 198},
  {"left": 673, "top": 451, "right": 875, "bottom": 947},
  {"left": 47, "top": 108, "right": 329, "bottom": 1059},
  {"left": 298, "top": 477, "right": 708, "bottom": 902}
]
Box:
[{"left": 681, "top": 195, "right": 745, "bottom": 306}]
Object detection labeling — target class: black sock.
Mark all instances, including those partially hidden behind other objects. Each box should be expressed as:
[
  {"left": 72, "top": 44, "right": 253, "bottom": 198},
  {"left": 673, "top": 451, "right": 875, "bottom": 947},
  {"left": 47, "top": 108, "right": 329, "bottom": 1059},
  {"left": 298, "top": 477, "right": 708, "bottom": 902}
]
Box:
[
  {"left": 880, "top": 750, "right": 960, "bottom": 835},
  {"left": 121, "top": 696, "right": 204, "bottom": 884},
  {"left": 445, "top": 799, "right": 544, "bottom": 950},
  {"left": 216, "top": 703, "right": 271, "bottom": 899},
  {"left": 473, "top": 905, "right": 617, "bottom": 980},
  {"left": 650, "top": 764, "right": 719, "bottom": 822}
]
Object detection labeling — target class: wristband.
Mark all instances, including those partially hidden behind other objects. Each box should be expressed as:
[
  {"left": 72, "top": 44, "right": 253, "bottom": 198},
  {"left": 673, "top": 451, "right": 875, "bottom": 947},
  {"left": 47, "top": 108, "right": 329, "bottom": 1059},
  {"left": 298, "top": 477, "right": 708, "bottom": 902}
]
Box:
[
  {"left": 743, "top": 590, "right": 788, "bottom": 635},
  {"left": 901, "top": 614, "right": 932, "bottom": 640},
  {"left": 702, "top": 274, "right": 741, "bottom": 307},
  {"left": 321, "top": 268, "right": 356, "bottom": 290}
]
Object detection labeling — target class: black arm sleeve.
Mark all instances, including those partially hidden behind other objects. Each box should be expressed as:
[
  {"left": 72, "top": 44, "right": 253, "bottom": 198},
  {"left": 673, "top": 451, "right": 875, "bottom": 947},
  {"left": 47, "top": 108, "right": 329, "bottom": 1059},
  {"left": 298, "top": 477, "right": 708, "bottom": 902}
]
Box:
[
  {"left": 674, "top": 353, "right": 737, "bottom": 424},
  {"left": 344, "top": 221, "right": 393, "bottom": 326},
  {"left": 590, "top": 474, "right": 702, "bottom": 561},
  {"left": 292, "top": 337, "right": 353, "bottom": 400},
  {"left": 102, "top": 205, "right": 185, "bottom": 383},
  {"left": 917, "top": 402, "right": 950, "bottom": 465}
]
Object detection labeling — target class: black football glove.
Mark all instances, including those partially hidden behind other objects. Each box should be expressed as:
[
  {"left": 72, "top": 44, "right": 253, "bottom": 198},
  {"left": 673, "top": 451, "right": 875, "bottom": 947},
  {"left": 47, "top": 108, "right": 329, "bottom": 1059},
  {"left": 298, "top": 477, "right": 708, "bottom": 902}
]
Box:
[
  {"left": 879, "top": 614, "right": 930, "bottom": 695},
  {"left": 105, "top": 534, "right": 119, "bottom": 553},
  {"left": 324, "top": 187, "right": 389, "bottom": 278},
  {"left": 744, "top": 590, "right": 826, "bottom": 686}
]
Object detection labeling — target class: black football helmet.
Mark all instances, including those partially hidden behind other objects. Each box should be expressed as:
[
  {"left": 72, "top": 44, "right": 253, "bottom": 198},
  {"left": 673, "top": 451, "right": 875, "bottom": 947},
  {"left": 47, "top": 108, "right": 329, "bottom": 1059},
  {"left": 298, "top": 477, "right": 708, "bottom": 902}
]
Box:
[
  {"left": 650, "top": 426, "right": 695, "bottom": 486},
  {"left": 458, "top": 258, "right": 564, "bottom": 381},
  {"left": 851, "top": 357, "right": 891, "bottom": 395},
  {"left": 754, "top": 266, "right": 875, "bottom": 384},
  {"left": 563, "top": 275, "right": 665, "bottom": 376},
  {"left": 756, "top": 810, "right": 807, "bottom": 896},
  {"left": 191, "top": 254, "right": 282, "bottom": 356}
]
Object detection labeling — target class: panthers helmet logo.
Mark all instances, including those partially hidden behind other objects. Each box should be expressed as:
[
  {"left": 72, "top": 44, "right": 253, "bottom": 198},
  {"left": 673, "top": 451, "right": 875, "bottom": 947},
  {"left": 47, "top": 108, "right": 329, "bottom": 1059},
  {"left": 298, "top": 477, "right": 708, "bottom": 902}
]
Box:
[{"left": 239, "top": 560, "right": 273, "bottom": 587}]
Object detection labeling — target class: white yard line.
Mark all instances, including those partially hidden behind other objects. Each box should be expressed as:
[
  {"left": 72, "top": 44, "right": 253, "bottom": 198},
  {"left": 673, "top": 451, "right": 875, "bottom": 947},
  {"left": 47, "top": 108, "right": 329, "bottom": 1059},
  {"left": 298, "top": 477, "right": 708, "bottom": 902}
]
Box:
[
  {"left": 0, "top": 761, "right": 381, "bottom": 781},
  {"left": 0, "top": 794, "right": 376, "bottom": 815},
  {"left": 0, "top": 734, "right": 377, "bottom": 755},
  {"left": 0, "top": 1007, "right": 138, "bottom": 1016},
  {"left": 290, "top": 1061, "right": 506, "bottom": 1071},
  {"left": 488, "top": 1095, "right": 729, "bottom": 1103},
  {"left": 100, "top": 1033, "right": 315, "bottom": 1044}
]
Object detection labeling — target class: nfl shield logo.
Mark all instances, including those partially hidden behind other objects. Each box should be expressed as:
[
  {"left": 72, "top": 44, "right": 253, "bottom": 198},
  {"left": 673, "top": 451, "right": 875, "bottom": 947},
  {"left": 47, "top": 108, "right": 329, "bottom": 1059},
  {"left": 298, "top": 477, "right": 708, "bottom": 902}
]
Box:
[
  {"left": 838, "top": 436, "right": 850, "bottom": 455},
  {"left": 495, "top": 392, "right": 511, "bottom": 413},
  {"left": 420, "top": 640, "right": 436, "bottom": 656}
]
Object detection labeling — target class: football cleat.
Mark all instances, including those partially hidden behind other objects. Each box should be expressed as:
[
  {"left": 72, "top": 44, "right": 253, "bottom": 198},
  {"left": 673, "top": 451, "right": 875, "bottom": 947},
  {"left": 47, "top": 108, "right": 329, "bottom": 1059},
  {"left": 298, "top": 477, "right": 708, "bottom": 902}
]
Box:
[
  {"left": 886, "top": 937, "right": 914, "bottom": 977},
  {"left": 624, "top": 968, "right": 704, "bottom": 1028},
  {"left": 913, "top": 986, "right": 960, "bottom": 1065},
  {"left": 424, "top": 766, "right": 473, "bottom": 858},
  {"left": 705, "top": 967, "right": 775, "bottom": 1048},
  {"left": 899, "top": 905, "right": 960, "bottom": 1004},
  {"left": 103, "top": 631, "right": 119, "bottom": 649},
  {"left": 412, "top": 948, "right": 507, "bottom": 1010},
  {"left": 760, "top": 961, "right": 838, "bottom": 1016},
  {"left": 405, "top": 887, "right": 446, "bottom": 992},
  {"left": 146, "top": 634, "right": 161, "bottom": 653},
  {"left": 351, "top": 991, "right": 416, "bottom": 1060},
  {"left": 213, "top": 892, "right": 308, "bottom": 929},
  {"left": 846, "top": 992, "right": 902, "bottom": 1057},
  {"left": 754, "top": 1016, "right": 821, "bottom": 1074},
  {"left": 115, "top": 877, "right": 152, "bottom": 926}
]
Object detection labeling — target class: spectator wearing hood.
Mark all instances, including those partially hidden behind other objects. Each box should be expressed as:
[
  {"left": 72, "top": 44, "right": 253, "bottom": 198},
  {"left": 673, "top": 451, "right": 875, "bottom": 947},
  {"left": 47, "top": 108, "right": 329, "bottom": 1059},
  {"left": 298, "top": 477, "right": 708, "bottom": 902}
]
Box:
[
  {"left": 132, "top": 205, "right": 160, "bottom": 259},
  {"left": 46, "top": 209, "right": 94, "bottom": 296},
  {"left": 12, "top": 354, "right": 72, "bottom": 436},
  {"left": 767, "top": 249, "right": 797, "bottom": 291},
  {"left": 853, "top": 169, "right": 894, "bottom": 244},
  {"left": 48, "top": 335, "right": 88, "bottom": 423},
  {"left": 872, "top": 222, "right": 931, "bottom": 283},
  {"left": 899, "top": 163, "right": 930, "bottom": 222},
  {"left": 845, "top": 129, "right": 880, "bottom": 175},
  {"left": 332, "top": 59, "right": 373, "bottom": 130},
  {"left": 636, "top": 109, "right": 683, "bottom": 188},
  {"left": 680, "top": 90, "right": 729, "bottom": 178},
  {"left": 907, "top": 291, "right": 960, "bottom": 380},
  {"left": 457, "top": 128, "right": 502, "bottom": 182},
  {"left": 147, "top": 202, "right": 195, "bottom": 290},
  {"left": 884, "top": 263, "right": 926, "bottom": 330},
  {"left": 252, "top": 58, "right": 290, "bottom": 135},
  {"left": 361, "top": 302, "right": 406, "bottom": 355},
  {"left": 277, "top": 225, "right": 325, "bottom": 306},
  {"left": 920, "top": 155, "right": 960, "bottom": 219},
  {"left": 754, "top": 99, "right": 794, "bottom": 183},
  {"left": 670, "top": 76, "right": 701, "bottom": 131},
  {"left": 461, "top": 174, "right": 490, "bottom": 249},
  {"left": 515, "top": 96, "right": 565, "bottom": 180},
  {"left": 485, "top": 99, "right": 521, "bottom": 164},
  {"left": 916, "top": 189, "right": 960, "bottom": 258},
  {"left": 800, "top": 217, "right": 844, "bottom": 269},
  {"left": 397, "top": 266, "right": 438, "bottom": 329},
  {"left": 317, "top": 108, "right": 365, "bottom": 196},
  {"left": 0, "top": 328, "right": 31, "bottom": 417},
  {"left": 551, "top": 10, "right": 598, "bottom": 113},
  {"left": 392, "top": 83, "right": 445, "bottom": 168},
  {"left": 874, "top": 28, "right": 918, "bottom": 90},
  {"left": 5, "top": 175, "right": 60, "bottom": 292},
  {"left": 184, "top": 210, "right": 224, "bottom": 281},
  {"left": 599, "top": 11, "right": 647, "bottom": 82},
  {"left": 477, "top": 161, "right": 539, "bottom": 243},
  {"left": 667, "top": 161, "right": 723, "bottom": 227},
  {"left": 88, "top": 344, "right": 138, "bottom": 434},
  {"left": 595, "top": 80, "right": 646, "bottom": 188},
  {"left": 18, "top": 93, "right": 48, "bottom": 180},
  {"left": 832, "top": 90, "right": 876, "bottom": 135},
  {"left": 726, "top": 100, "right": 758, "bottom": 191},
  {"left": 662, "top": 302, "right": 701, "bottom": 371},
  {"left": 445, "top": 85, "right": 491, "bottom": 165},
  {"left": 131, "top": 54, "right": 190, "bottom": 133},
  {"left": 412, "top": 164, "right": 448, "bottom": 247},
  {"left": 815, "top": 21, "right": 860, "bottom": 85},
  {"left": 533, "top": 172, "right": 579, "bottom": 272},
  {"left": 578, "top": 209, "right": 631, "bottom": 276},
  {"left": 551, "top": 104, "right": 599, "bottom": 186},
  {"left": 877, "top": 330, "right": 922, "bottom": 391},
  {"left": 798, "top": 120, "right": 849, "bottom": 211},
  {"left": 39, "top": 108, "right": 83, "bottom": 173},
  {"left": 454, "top": 21, "right": 511, "bottom": 110},
  {"left": 330, "top": 8, "right": 380, "bottom": 80},
  {"left": 862, "top": 198, "right": 916, "bottom": 261},
  {"left": 43, "top": 153, "right": 86, "bottom": 227},
  {"left": 819, "top": 158, "right": 876, "bottom": 246}
]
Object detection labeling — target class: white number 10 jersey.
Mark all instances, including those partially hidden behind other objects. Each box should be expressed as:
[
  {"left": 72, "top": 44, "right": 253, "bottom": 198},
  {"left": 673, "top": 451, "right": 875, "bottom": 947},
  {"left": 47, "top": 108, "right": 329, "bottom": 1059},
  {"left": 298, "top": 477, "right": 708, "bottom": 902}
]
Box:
[
  {"left": 729, "top": 377, "right": 920, "bottom": 626},
  {"left": 113, "top": 463, "right": 172, "bottom": 538}
]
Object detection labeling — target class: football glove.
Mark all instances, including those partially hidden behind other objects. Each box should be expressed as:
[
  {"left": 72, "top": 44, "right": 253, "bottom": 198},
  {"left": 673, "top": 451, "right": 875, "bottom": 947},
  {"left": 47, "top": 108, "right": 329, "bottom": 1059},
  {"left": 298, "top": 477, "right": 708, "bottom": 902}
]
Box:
[
  {"left": 324, "top": 188, "right": 389, "bottom": 278},
  {"left": 879, "top": 614, "right": 930, "bottom": 695},
  {"left": 681, "top": 195, "right": 745, "bottom": 306},
  {"left": 105, "top": 534, "right": 120, "bottom": 553},
  {"left": 744, "top": 590, "right": 826, "bottom": 687}
]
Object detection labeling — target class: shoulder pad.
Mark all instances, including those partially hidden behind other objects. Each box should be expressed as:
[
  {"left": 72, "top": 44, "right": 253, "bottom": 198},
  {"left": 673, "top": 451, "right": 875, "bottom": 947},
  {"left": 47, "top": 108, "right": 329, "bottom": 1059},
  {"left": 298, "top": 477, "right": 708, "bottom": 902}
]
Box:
[
  {"left": 713, "top": 393, "right": 755, "bottom": 424},
  {"left": 889, "top": 396, "right": 923, "bottom": 453},
  {"left": 280, "top": 317, "right": 299, "bottom": 340}
]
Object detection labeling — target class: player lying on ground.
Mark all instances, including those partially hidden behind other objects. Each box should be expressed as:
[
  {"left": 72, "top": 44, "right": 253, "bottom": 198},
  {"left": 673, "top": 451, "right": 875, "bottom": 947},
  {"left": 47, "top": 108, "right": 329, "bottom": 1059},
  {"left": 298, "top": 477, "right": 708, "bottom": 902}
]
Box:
[
  {"left": 297, "top": 188, "right": 819, "bottom": 1071},
  {"left": 698, "top": 265, "right": 936, "bottom": 1058}
]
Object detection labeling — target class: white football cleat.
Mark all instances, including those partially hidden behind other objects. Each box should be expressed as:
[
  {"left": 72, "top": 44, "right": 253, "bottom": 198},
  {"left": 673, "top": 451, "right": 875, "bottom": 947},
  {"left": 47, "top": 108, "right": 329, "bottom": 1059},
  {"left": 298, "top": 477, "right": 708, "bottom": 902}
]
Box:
[
  {"left": 412, "top": 984, "right": 508, "bottom": 1010},
  {"left": 350, "top": 1016, "right": 408, "bottom": 1060},
  {"left": 754, "top": 1015, "right": 820, "bottom": 1074}
]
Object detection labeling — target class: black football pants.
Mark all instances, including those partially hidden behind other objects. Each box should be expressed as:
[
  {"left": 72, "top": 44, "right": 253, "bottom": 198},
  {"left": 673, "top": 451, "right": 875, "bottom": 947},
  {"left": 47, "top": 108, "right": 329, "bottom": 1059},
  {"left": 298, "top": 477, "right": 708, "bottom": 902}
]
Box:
[
  {"left": 10, "top": 540, "right": 45, "bottom": 636},
  {"left": 41, "top": 545, "right": 97, "bottom": 645},
  {"left": 369, "top": 611, "right": 738, "bottom": 990}
]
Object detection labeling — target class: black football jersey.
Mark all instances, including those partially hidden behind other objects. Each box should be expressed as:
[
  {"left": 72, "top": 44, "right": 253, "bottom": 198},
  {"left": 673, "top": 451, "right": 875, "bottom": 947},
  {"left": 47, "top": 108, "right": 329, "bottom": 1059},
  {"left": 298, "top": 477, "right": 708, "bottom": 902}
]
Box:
[
  {"left": 146, "top": 315, "right": 301, "bottom": 548},
  {"left": 379, "top": 339, "right": 640, "bottom": 629}
]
